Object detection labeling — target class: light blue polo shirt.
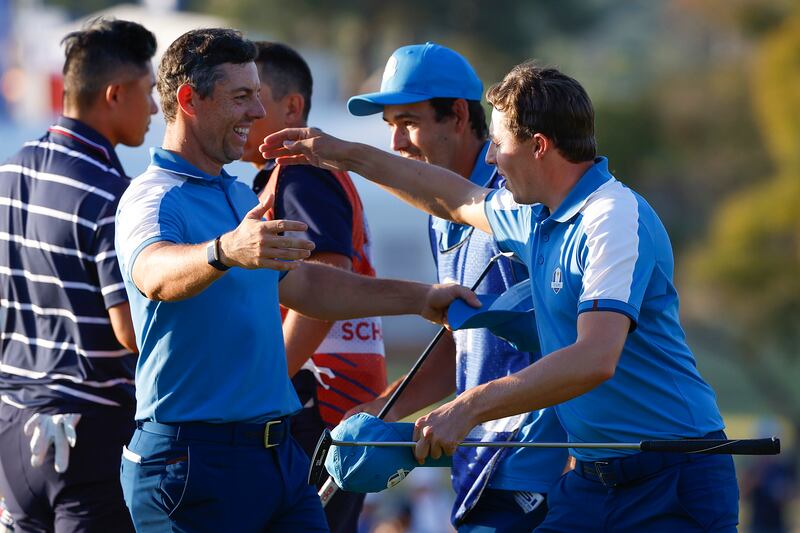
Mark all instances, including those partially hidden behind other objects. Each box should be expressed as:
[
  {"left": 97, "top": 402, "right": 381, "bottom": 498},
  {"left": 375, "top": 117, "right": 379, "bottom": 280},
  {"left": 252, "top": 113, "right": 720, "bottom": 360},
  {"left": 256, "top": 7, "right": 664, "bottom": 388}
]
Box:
[
  {"left": 430, "top": 143, "right": 566, "bottom": 500},
  {"left": 484, "top": 157, "right": 724, "bottom": 460},
  {"left": 115, "top": 148, "right": 301, "bottom": 424}
]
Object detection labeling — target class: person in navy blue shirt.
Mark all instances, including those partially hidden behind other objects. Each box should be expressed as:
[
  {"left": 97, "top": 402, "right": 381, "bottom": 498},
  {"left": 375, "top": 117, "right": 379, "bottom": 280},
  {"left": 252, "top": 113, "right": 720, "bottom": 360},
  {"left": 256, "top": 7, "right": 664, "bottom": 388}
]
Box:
[
  {"left": 0, "top": 19, "right": 157, "bottom": 533},
  {"left": 343, "top": 43, "right": 567, "bottom": 532},
  {"left": 262, "top": 62, "right": 739, "bottom": 531},
  {"left": 116, "top": 29, "right": 477, "bottom": 533}
]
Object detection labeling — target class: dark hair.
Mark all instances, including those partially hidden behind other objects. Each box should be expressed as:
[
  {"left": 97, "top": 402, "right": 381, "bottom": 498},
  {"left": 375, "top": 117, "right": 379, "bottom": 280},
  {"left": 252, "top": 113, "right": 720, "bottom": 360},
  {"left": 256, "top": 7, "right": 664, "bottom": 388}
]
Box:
[
  {"left": 429, "top": 98, "right": 488, "bottom": 141},
  {"left": 486, "top": 62, "right": 596, "bottom": 163},
  {"left": 158, "top": 28, "right": 257, "bottom": 123},
  {"left": 61, "top": 18, "right": 156, "bottom": 110},
  {"left": 253, "top": 42, "right": 313, "bottom": 121}
]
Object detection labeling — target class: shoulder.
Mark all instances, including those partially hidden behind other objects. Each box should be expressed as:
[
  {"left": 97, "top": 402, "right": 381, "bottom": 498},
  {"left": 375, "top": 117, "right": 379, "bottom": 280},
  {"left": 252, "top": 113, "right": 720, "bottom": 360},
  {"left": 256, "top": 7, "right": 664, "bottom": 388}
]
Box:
[
  {"left": 279, "top": 165, "right": 348, "bottom": 193},
  {"left": 580, "top": 179, "right": 642, "bottom": 228},
  {"left": 119, "top": 166, "right": 187, "bottom": 210}
]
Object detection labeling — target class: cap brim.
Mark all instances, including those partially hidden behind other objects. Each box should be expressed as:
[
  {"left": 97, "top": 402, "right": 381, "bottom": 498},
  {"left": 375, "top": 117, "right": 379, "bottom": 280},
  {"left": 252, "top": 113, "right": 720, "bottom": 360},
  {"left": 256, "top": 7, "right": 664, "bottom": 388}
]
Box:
[{"left": 347, "top": 91, "right": 432, "bottom": 116}]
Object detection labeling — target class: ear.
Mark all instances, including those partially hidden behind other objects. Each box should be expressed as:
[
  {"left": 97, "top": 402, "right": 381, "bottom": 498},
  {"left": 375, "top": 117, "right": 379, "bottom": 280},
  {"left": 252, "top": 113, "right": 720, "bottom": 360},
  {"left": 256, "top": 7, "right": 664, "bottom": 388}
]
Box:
[
  {"left": 104, "top": 83, "right": 123, "bottom": 108},
  {"left": 176, "top": 84, "right": 196, "bottom": 118},
  {"left": 284, "top": 93, "right": 306, "bottom": 125},
  {"left": 451, "top": 99, "right": 470, "bottom": 134},
  {"left": 531, "top": 133, "right": 550, "bottom": 159}
]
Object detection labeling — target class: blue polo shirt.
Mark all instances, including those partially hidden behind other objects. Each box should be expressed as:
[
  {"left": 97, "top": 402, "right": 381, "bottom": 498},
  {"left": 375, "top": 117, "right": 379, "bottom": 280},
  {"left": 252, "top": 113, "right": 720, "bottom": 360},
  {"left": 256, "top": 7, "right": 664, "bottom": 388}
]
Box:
[
  {"left": 430, "top": 143, "right": 566, "bottom": 502},
  {"left": 115, "top": 148, "right": 301, "bottom": 423},
  {"left": 484, "top": 157, "right": 724, "bottom": 460}
]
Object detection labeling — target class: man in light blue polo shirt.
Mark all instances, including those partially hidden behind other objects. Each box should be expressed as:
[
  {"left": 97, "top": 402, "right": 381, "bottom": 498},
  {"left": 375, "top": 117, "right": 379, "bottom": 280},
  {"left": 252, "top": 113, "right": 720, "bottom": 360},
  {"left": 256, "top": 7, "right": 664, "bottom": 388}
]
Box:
[
  {"left": 344, "top": 43, "right": 567, "bottom": 532},
  {"left": 114, "top": 29, "right": 478, "bottom": 533},
  {"left": 262, "top": 62, "right": 739, "bottom": 530}
]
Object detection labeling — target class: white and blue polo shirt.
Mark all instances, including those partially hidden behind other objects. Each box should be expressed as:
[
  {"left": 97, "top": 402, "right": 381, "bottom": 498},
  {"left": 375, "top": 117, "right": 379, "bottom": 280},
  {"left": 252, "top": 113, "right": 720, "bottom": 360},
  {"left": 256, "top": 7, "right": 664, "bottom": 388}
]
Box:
[
  {"left": 115, "top": 148, "right": 301, "bottom": 424},
  {"left": 484, "top": 157, "right": 724, "bottom": 460}
]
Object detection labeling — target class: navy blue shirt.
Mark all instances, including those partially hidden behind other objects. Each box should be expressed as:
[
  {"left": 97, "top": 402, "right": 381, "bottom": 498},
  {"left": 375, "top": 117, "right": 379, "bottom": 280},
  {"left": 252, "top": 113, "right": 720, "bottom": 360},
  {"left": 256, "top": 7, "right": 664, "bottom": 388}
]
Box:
[
  {"left": 271, "top": 165, "right": 353, "bottom": 258},
  {"left": 0, "top": 117, "right": 135, "bottom": 413}
]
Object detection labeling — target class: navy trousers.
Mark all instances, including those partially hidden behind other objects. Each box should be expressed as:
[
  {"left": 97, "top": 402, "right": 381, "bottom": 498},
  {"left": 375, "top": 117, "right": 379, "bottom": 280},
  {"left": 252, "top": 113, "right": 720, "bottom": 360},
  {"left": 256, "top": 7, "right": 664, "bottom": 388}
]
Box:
[
  {"left": 0, "top": 404, "right": 135, "bottom": 533},
  {"left": 121, "top": 420, "right": 328, "bottom": 532}
]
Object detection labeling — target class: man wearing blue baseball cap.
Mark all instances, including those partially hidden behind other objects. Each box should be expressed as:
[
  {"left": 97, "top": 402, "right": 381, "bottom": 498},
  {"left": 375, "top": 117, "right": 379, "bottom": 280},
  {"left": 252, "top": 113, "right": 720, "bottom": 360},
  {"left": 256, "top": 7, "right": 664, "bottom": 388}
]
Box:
[
  {"left": 261, "top": 60, "right": 739, "bottom": 530},
  {"left": 343, "top": 43, "right": 567, "bottom": 532}
]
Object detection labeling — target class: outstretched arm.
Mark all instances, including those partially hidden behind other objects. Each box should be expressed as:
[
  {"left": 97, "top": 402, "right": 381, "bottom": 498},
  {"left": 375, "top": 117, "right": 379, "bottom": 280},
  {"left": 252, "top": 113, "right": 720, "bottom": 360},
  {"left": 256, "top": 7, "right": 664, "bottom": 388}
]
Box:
[
  {"left": 132, "top": 199, "right": 315, "bottom": 301},
  {"left": 412, "top": 311, "right": 630, "bottom": 462},
  {"left": 260, "top": 128, "right": 493, "bottom": 233},
  {"left": 278, "top": 261, "right": 480, "bottom": 325}
]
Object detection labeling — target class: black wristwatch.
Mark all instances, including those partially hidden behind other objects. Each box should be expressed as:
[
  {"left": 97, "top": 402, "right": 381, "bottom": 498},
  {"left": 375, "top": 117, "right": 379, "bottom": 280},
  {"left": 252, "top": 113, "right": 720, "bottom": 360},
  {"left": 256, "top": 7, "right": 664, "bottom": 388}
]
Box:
[{"left": 206, "top": 236, "right": 230, "bottom": 271}]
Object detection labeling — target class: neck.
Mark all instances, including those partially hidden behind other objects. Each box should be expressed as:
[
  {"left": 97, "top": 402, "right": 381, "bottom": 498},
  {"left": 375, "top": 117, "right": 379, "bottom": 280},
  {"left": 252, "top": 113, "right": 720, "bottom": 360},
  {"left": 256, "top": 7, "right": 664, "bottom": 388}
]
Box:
[
  {"left": 542, "top": 158, "right": 594, "bottom": 212},
  {"left": 162, "top": 120, "right": 222, "bottom": 176},
  {"left": 62, "top": 105, "right": 117, "bottom": 146},
  {"left": 450, "top": 135, "right": 486, "bottom": 179}
]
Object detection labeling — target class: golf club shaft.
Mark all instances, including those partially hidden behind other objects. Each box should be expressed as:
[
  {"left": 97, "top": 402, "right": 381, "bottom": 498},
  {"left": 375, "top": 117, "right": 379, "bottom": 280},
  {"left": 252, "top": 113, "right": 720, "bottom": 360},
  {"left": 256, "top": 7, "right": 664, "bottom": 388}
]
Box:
[
  {"left": 377, "top": 251, "right": 514, "bottom": 419},
  {"left": 330, "top": 437, "right": 780, "bottom": 455},
  {"left": 319, "top": 252, "right": 514, "bottom": 505}
]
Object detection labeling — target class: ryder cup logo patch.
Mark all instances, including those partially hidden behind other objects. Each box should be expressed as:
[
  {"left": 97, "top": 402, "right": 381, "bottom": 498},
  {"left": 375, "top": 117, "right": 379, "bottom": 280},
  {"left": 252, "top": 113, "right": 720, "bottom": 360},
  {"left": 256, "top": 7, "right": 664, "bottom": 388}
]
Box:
[{"left": 551, "top": 266, "right": 564, "bottom": 294}]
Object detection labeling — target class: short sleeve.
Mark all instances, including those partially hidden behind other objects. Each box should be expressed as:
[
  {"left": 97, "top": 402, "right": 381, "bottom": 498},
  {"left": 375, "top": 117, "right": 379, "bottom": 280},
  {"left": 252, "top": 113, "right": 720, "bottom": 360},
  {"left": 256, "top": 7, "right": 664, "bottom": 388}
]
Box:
[
  {"left": 274, "top": 166, "right": 353, "bottom": 258},
  {"left": 91, "top": 199, "right": 127, "bottom": 309},
  {"left": 483, "top": 187, "right": 533, "bottom": 261},
  {"left": 577, "top": 189, "right": 654, "bottom": 328},
  {"left": 115, "top": 172, "right": 186, "bottom": 281}
]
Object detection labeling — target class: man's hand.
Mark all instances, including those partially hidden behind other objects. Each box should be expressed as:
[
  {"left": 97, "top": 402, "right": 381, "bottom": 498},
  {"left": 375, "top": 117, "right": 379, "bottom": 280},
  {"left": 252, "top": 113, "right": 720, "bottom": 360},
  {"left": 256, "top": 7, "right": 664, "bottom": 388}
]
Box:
[
  {"left": 259, "top": 127, "right": 353, "bottom": 171},
  {"left": 23, "top": 413, "right": 82, "bottom": 474},
  {"left": 219, "top": 195, "right": 316, "bottom": 271},
  {"left": 413, "top": 398, "right": 475, "bottom": 464},
  {"left": 420, "top": 283, "right": 481, "bottom": 326}
]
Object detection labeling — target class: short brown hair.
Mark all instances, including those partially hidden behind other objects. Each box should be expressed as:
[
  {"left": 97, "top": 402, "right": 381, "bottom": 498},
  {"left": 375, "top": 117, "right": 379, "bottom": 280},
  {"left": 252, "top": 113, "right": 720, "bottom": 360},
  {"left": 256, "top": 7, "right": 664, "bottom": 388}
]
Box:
[
  {"left": 158, "top": 28, "right": 257, "bottom": 123},
  {"left": 486, "top": 62, "right": 596, "bottom": 163}
]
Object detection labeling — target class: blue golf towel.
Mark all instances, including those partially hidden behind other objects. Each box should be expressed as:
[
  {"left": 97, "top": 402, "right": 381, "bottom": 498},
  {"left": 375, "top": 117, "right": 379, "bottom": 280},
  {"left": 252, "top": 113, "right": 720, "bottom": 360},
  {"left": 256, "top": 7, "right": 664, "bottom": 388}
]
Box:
[
  {"left": 326, "top": 413, "right": 452, "bottom": 493},
  {"left": 447, "top": 280, "right": 539, "bottom": 353}
]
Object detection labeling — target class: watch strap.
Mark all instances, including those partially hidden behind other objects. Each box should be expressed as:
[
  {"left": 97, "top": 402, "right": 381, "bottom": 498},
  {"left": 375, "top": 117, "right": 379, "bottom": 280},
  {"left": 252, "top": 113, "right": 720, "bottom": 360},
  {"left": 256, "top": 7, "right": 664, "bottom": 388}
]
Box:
[{"left": 207, "top": 236, "right": 230, "bottom": 271}]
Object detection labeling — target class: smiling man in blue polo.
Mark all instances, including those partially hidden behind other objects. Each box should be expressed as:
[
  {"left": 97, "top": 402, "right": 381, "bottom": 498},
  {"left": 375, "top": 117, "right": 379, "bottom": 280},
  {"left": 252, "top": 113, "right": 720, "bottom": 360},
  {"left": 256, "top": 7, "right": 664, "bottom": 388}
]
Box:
[
  {"left": 344, "top": 43, "right": 567, "bottom": 532},
  {"left": 262, "top": 62, "right": 739, "bottom": 530}
]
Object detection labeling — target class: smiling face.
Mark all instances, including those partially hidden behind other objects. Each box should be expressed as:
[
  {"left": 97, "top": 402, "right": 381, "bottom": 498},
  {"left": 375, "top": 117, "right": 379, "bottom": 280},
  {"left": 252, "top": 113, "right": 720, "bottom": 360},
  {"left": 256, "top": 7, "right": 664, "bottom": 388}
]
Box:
[
  {"left": 190, "top": 62, "right": 265, "bottom": 171},
  {"left": 486, "top": 107, "right": 538, "bottom": 203},
  {"left": 382, "top": 101, "right": 459, "bottom": 170}
]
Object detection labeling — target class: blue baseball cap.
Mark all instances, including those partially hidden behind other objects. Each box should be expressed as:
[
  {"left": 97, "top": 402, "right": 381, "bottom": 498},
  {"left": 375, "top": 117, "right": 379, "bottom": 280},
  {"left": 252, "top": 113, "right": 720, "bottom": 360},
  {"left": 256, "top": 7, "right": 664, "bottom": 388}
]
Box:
[
  {"left": 447, "top": 280, "right": 540, "bottom": 353},
  {"left": 326, "top": 413, "right": 452, "bottom": 493},
  {"left": 347, "top": 42, "right": 483, "bottom": 116}
]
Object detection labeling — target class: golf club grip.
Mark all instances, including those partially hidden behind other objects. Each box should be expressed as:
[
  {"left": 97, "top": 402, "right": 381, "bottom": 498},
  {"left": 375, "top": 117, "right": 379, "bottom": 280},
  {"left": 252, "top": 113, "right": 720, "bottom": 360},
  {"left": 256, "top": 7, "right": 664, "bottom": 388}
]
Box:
[{"left": 640, "top": 438, "right": 780, "bottom": 455}]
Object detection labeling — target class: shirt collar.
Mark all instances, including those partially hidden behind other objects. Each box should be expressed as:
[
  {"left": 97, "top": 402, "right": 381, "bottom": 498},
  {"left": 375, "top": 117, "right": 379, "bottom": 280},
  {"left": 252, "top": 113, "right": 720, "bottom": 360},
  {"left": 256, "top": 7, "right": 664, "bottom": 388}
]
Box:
[
  {"left": 545, "top": 157, "right": 614, "bottom": 223},
  {"left": 149, "top": 147, "right": 236, "bottom": 184},
  {"left": 49, "top": 116, "right": 124, "bottom": 174}
]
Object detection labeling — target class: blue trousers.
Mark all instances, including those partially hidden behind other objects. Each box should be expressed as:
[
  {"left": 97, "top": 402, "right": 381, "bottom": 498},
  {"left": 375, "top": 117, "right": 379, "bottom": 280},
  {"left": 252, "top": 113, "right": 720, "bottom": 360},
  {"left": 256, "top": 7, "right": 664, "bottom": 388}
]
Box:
[
  {"left": 120, "top": 422, "right": 328, "bottom": 532},
  {"left": 536, "top": 452, "right": 739, "bottom": 532},
  {"left": 458, "top": 489, "right": 548, "bottom": 532}
]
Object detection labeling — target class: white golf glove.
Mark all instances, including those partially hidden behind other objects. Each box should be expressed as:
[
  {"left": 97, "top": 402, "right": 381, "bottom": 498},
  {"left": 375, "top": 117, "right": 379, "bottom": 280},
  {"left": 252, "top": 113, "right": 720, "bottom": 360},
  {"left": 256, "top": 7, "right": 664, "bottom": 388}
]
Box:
[{"left": 23, "top": 413, "right": 82, "bottom": 473}]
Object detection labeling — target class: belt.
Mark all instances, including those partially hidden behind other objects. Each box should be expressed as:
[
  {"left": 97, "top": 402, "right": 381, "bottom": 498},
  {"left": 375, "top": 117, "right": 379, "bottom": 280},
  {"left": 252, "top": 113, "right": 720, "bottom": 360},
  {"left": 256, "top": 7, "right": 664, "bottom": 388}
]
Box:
[
  {"left": 574, "top": 430, "right": 726, "bottom": 488},
  {"left": 139, "top": 417, "right": 290, "bottom": 448}
]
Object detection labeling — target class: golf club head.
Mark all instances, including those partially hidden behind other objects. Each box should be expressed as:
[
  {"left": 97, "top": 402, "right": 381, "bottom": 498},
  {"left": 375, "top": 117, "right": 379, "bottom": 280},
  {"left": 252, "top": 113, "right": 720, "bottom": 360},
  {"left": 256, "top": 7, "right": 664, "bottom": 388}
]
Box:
[{"left": 309, "top": 428, "right": 333, "bottom": 485}]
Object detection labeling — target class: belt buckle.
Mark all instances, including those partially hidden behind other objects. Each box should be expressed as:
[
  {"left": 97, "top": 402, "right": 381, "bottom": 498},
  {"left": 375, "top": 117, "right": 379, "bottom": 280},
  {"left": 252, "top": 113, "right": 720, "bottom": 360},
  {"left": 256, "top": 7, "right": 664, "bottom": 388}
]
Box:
[
  {"left": 594, "top": 461, "right": 614, "bottom": 487},
  {"left": 263, "top": 419, "right": 282, "bottom": 448}
]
